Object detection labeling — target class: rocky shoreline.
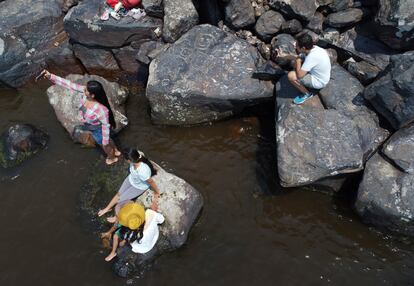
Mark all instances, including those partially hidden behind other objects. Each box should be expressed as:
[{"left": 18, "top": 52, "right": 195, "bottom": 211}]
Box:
[{"left": 1, "top": 0, "right": 413, "bottom": 275}]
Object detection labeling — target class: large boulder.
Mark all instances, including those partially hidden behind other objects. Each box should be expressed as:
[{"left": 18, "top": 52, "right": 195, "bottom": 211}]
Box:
[
  {"left": 0, "top": 0, "right": 65, "bottom": 87},
  {"left": 325, "top": 8, "right": 364, "bottom": 28},
  {"left": 374, "top": 0, "right": 414, "bottom": 51},
  {"left": 73, "top": 44, "right": 120, "bottom": 77},
  {"left": 142, "top": 0, "right": 163, "bottom": 18},
  {"left": 268, "top": 0, "right": 318, "bottom": 22},
  {"left": 163, "top": 0, "right": 198, "bottom": 43},
  {"left": 254, "top": 11, "right": 285, "bottom": 42},
  {"left": 270, "top": 33, "right": 296, "bottom": 68},
  {"left": 319, "top": 65, "right": 388, "bottom": 159},
  {"left": 80, "top": 159, "right": 203, "bottom": 277},
  {"left": 64, "top": 0, "right": 162, "bottom": 48},
  {"left": 46, "top": 74, "right": 128, "bottom": 145},
  {"left": 364, "top": 52, "right": 414, "bottom": 130},
  {"left": 328, "top": 0, "right": 354, "bottom": 12},
  {"left": 382, "top": 123, "right": 414, "bottom": 173},
  {"left": 320, "top": 28, "right": 394, "bottom": 70},
  {"left": 45, "top": 38, "right": 84, "bottom": 76},
  {"left": 146, "top": 24, "right": 274, "bottom": 125},
  {"left": 0, "top": 124, "right": 49, "bottom": 168},
  {"left": 224, "top": 0, "right": 255, "bottom": 29},
  {"left": 276, "top": 104, "right": 364, "bottom": 187},
  {"left": 355, "top": 152, "right": 414, "bottom": 236}
]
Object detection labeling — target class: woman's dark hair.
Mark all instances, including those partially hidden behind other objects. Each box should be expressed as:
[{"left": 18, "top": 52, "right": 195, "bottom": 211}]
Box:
[
  {"left": 118, "top": 224, "right": 145, "bottom": 243},
  {"left": 296, "top": 34, "right": 314, "bottom": 50},
  {"left": 86, "top": 80, "right": 116, "bottom": 129},
  {"left": 123, "top": 148, "right": 157, "bottom": 176}
]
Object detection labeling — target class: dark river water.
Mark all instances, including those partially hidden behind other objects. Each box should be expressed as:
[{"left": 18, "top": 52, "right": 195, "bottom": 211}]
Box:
[{"left": 1, "top": 83, "right": 414, "bottom": 286}]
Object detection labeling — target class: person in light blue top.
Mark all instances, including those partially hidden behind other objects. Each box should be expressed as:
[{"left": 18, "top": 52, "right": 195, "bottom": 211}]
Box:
[{"left": 98, "top": 148, "right": 161, "bottom": 222}]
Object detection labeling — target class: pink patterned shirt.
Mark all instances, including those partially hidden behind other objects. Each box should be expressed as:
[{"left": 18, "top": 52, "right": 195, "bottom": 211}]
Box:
[{"left": 50, "top": 74, "right": 111, "bottom": 145}]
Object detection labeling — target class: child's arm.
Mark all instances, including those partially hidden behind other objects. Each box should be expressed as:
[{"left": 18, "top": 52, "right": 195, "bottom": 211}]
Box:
[{"left": 42, "top": 69, "right": 86, "bottom": 93}]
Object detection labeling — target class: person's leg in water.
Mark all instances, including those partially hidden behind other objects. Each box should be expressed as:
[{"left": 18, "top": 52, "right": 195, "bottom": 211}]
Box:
[
  {"left": 105, "top": 233, "right": 121, "bottom": 262},
  {"left": 102, "top": 143, "right": 119, "bottom": 165}
]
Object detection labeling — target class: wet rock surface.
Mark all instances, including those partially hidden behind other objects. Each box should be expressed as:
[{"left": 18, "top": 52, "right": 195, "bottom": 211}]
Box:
[
  {"left": 0, "top": 124, "right": 49, "bottom": 168},
  {"left": 146, "top": 24, "right": 273, "bottom": 125},
  {"left": 382, "top": 123, "right": 414, "bottom": 173},
  {"left": 80, "top": 159, "right": 203, "bottom": 277},
  {"left": 355, "top": 152, "right": 414, "bottom": 236},
  {"left": 64, "top": 0, "right": 162, "bottom": 48},
  {"left": 163, "top": 0, "right": 198, "bottom": 43},
  {"left": 364, "top": 52, "right": 414, "bottom": 130},
  {"left": 46, "top": 74, "right": 128, "bottom": 145},
  {"left": 276, "top": 104, "right": 364, "bottom": 187}
]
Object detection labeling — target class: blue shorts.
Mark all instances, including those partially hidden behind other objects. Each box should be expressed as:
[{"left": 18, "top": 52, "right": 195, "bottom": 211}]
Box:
[{"left": 91, "top": 128, "right": 103, "bottom": 145}]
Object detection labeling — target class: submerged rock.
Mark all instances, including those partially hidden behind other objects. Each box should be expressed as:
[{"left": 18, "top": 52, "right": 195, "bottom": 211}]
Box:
[
  {"left": 276, "top": 104, "right": 364, "bottom": 187},
  {"left": 46, "top": 74, "right": 128, "bottom": 145},
  {"left": 364, "top": 52, "right": 414, "bottom": 130},
  {"left": 163, "top": 0, "right": 198, "bottom": 43},
  {"left": 382, "top": 123, "right": 414, "bottom": 173},
  {"left": 64, "top": 0, "right": 162, "bottom": 48},
  {"left": 146, "top": 24, "right": 273, "bottom": 125},
  {"left": 355, "top": 152, "right": 414, "bottom": 236},
  {"left": 0, "top": 124, "right": 49, "bottom": 168},
  {"left": 80, "top": 159, "right": 203, "bottom": 277}
]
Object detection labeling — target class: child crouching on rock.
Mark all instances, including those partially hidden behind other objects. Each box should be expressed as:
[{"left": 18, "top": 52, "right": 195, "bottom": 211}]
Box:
[{"left": 101, "top": 201, "right": 164, "bottom": 261}]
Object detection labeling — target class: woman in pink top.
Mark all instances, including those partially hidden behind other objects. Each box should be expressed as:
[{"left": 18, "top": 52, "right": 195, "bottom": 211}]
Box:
[{"left": 41, "top": 69, "right": 121, "bottom": 165}]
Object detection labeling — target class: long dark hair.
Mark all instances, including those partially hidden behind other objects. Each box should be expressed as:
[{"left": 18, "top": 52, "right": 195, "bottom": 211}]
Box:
[
  {"left": 86, "top": 80, "right": 116, "bottom": 129},
  {"left": 123, "top": 148, "right": 157, "bottom": 176},
  {"left": 117, "top": 223, "right": 145, "bottom": 243}
]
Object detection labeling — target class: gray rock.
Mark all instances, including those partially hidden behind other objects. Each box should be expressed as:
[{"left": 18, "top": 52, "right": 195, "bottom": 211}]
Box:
[
  {"left": 80, "top": 159, "right": 203, "bottom": 277},
  {"left": 73, "top": 44, "right": 120, "bottom": 77},
  {"left": 45, "top": 38, "right": 84, "bottom": 76},
  {"left": 320, "top": 28, "right": 395, "bottom": 70},
  {"left": 355, "top": 152, "right": 414, "bottom": 236},
  {"left": 113, "top": 46, "right": 140, "bottom": 74},
  {"left": 64, "top": 0, "right": 162, "bottom": 48},
  {"left": 276, "top": 104, "right": 364, "bottom": 187},
  {"left": 163, "top": 0, "right": 198, "bottom": 43},
  {"left": 326, "top": 48, "right": 338, "bottom": 63},
  {"left": 306, "top": 12, "right": 324, "bottom": 34},
  {"left": 383, "top": 123, "right": 414, "bottom": 173},
  {"left": 271, "top": 33, "right": 296, "bottom": 68},
  {"left": 319, "top": 65, "right": 388, "bottom": 159},
  {"left": 325, "top": 8, "right": 364, "bottom": 28},
  {"left": 46, "top": 74, "right": 128, "bottom": 144},
  {"left": 268, "top": 0, "right": 318, "bottom": 21},
  {"left": 255, "top": 11, "right": 285, "bottom": 41},
  {"left": 146, "top": 24, "right": 274, "bottom": 125},
  {"left": 280, "top": 19, "right": 303, "bottom": 35},
  {"left": 374, "top": 0, "right": 414, "bottom": 51},
  {"left": 142, "top": 0, "right": 163, "bottom": 18},
  {"left": 344, "top": 59, "right": 381, "bottom": 85},
  {"left": 0, "top": 124, "right": 49, "bottom": 168},
  {"left": 252, "top": 60, "right": 285, "bottom": 81},
  {"left": 0, "top": 0, "right": 65, "bottom": 87},
  {"left": 328, "top": 0, "right": 354, "bottom": 12},
  {"left": 62, "top": 0, "right": 79, "bottom": 13},
  {"left": 224, "top": 0, "right": 255, "bottom": 29},
  {"left": 364, "top": 52, "right": 414, "bottom": 130}
]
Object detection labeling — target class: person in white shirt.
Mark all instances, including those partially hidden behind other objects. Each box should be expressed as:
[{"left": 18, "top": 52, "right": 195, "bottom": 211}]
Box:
[{"left": 287, "top": 33, "right": 331, "bottom": 105}]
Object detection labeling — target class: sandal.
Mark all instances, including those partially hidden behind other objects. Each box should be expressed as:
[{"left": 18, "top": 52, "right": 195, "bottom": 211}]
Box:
[{"left": 105, "top": 157, "right": 119, "bottom": 165}]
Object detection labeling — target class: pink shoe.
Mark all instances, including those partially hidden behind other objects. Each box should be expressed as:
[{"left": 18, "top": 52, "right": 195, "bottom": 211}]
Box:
[{"left": 100, "top": 9, "right": 109, "bottom": 21}]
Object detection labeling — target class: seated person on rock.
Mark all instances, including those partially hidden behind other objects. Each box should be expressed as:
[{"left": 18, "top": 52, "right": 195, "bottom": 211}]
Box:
[
  {"left": 288, "top": 34, "right": 331, "bottom": 105},
  {"left": 101, "top": 201, "right": 165, "bottom": 261},
  {"left": 98, "top": 148, "right": 161, "bottom": 221},
  {"left": 41, "top": 70, "right": 121, "bottom": 165}
]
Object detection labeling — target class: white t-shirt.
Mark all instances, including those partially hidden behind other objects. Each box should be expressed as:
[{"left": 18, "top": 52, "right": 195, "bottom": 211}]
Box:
[
  {"left": 128, "top": 162, "right": 151, "bottom": 190},
  {"left": 301, "top": 46, "right": 331, "bottom": 89},
  {"left": 131, "top": 209, "right": 165, "bottom": 254}
]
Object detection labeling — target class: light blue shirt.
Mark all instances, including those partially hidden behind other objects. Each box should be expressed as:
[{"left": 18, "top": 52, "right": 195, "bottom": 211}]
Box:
[{"left": 128, "top": 162, "right": 151, "bottom": 190}]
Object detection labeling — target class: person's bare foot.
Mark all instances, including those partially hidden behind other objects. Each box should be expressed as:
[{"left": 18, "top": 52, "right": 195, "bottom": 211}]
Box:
[
  {"left": 105, "top": 157, "right": 119, "bottom": 165},
  {"left": 98, "top": 208, "right": 110, "bottom": 217},
  {"left": 106, "top": 216, "right": 117, "bottom": 223},
  {"left": 105, "top": 252, "right": 117, "bottom": 262},
  {"left": 114, "top": 150, "right": 121, "bottom": 157}
]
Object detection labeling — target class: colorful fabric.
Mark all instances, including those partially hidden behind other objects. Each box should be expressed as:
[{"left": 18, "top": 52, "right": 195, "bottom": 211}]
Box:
[
  {"left": 50, "top": 74, "right": 111, "bottom": 145},
  {"left": 106, "top": 0, "right": 141, "bottom": 9},
  {"left": 128, "top": 162, "right": 151, "bottom": 191}
]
